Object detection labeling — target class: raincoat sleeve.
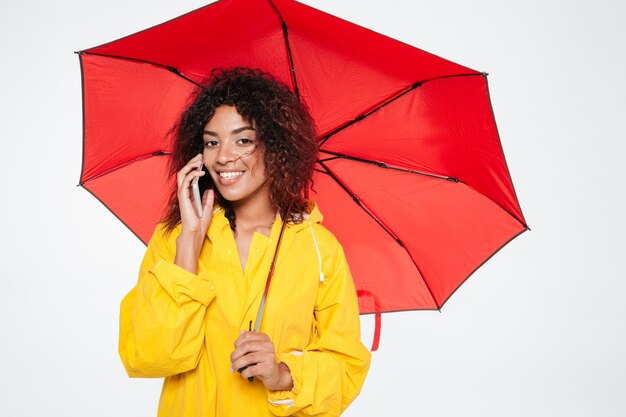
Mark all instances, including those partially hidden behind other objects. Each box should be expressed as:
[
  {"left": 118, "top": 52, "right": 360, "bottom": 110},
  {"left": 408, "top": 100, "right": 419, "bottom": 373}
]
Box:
[
  {"left": 119, "top": 224, "right": 216, "bottom": 378},
  {"left": 267, "top": 237, "right": 371, "bottom": 416}
]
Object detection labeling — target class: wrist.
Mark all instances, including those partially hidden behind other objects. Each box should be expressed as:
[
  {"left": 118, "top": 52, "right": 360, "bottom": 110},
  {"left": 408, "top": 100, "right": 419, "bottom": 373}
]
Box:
[
  {"left": 174, "top": 234, "right": 204, "bottom": 274},
  {"left": 176, "top": 229, "right": 205, "bottom": 250},
  {"left": 178, "top": 227, "right": 205, "bottom": 242},
  {"left": 276, "top": 362, "right": 294, "bottom": 391}
]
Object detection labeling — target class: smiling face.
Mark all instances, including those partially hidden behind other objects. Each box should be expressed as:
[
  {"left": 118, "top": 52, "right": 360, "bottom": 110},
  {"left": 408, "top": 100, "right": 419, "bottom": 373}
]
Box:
[{"left": 202, "top": 105, "right": 270, "bottom": 207}]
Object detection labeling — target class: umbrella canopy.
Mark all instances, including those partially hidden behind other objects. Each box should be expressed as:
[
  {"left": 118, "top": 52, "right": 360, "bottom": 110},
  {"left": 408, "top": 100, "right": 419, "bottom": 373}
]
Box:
[{"left": 78, "top": 0, "right": 527, "bottom": 318}]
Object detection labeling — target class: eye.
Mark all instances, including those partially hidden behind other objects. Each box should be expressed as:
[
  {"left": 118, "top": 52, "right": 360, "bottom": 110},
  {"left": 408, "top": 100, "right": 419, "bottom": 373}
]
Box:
[
  {"left": 203, "top": 140, "right": 219, "bottom": 149},
  {"left": 236, "top": 138, "right": 256, "bottom": 146}
]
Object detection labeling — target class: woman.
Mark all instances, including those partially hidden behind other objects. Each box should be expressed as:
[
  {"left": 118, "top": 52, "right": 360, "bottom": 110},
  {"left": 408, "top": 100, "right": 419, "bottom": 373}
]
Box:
[{"left": 119, "top": 68, "right": 371, "bottom": 416}]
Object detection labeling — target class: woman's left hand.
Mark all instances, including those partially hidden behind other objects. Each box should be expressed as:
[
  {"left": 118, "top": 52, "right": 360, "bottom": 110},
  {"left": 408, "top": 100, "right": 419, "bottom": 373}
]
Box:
[{"left": 231, "top": 331, "right": 294, "bottom": 391}]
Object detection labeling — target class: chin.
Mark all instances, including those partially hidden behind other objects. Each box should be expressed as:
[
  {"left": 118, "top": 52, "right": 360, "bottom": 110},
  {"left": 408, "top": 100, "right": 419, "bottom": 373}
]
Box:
[{"left": 216, "top": 189, "right": 247, "bottom": 203}]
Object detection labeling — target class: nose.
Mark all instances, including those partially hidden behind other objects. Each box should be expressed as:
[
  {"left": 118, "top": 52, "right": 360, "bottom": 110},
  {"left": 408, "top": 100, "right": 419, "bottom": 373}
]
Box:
[{"left": 215, "top": 141, "right": 236, "bottom": 164}]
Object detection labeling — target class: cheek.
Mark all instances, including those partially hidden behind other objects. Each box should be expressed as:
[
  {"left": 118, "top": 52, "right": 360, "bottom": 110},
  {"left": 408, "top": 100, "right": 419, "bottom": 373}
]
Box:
[
  {"left": 248, "top": 156, "right": 266, "bottom": 178},
  {"left": 202, "top": 150, "right": 214, "bottom": 166},
  {"left": 256, "top": 161, "right": 268, "bottom": 181}
]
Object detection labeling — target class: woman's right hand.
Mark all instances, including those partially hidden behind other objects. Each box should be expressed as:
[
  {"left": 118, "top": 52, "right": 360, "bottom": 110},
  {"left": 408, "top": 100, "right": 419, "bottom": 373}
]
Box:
[{"left": 174, "top": 153, "right": 214, "bottom": 274}]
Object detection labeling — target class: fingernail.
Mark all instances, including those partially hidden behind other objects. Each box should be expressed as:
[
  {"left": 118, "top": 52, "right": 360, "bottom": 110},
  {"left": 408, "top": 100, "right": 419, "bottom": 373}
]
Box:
[
  {"left": 230, "top": 367, "right": 233, "bottom": 373},
  {"left": 240, "top": 330, "right": 245, "bottom": 334}
]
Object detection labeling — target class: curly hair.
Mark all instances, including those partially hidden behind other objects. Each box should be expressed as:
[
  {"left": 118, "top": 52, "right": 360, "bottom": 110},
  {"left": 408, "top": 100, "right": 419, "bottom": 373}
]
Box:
[{"left": 162, "top": 67, "right": 318, "bottom": 232}]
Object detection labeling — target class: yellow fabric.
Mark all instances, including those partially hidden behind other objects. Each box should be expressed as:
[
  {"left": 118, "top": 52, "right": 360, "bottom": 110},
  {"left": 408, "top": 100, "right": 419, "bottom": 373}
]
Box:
[{"left": 119, "top": 203, "right": 371, "bottom": 416}]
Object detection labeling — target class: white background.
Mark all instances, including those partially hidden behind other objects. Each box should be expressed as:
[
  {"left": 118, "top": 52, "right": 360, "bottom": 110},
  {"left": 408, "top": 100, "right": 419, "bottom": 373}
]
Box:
[{"left": 1, "top": 0, "right": 624, "bottom": 416}]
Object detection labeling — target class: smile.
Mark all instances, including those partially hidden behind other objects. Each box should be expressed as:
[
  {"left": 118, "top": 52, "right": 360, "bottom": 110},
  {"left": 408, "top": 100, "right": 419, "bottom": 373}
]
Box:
[{"left": 218, "top": 171, "right": 244, "bottom": 179}]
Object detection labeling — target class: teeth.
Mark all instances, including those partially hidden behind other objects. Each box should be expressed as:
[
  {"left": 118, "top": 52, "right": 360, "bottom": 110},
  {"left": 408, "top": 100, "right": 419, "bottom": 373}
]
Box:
[{"left": 219, "top": 171, "right": 243, "bottom": 179}]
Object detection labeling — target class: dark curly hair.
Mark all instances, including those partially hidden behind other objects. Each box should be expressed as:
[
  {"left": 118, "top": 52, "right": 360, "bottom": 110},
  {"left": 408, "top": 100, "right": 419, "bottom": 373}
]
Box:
[{"left": 162, "top": 67, "right": 318, "bottom": 232}]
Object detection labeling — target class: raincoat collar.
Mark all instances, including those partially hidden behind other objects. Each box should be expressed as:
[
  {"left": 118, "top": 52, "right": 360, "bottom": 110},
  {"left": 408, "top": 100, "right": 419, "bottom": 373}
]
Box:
[{"left": 206, "top": 201, "right": 323, "bottom": 330}]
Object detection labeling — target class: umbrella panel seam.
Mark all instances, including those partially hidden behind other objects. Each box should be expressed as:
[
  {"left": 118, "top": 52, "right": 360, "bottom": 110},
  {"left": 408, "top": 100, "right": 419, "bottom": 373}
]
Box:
[
  {"left": 267, "top": 0, "right": 300, "bottom": 98},
  {"left": 318, "top": 160, "right": 439, "bottom": 309},
  {"left": 316, "top": 153, "right": 528, "bottom": 230},
  {"left": 78, "top": 51, "right": 202, "bottom": 87},
  {"left": 80, "top": 151, "right": 170, "bottom": 185},
  {"left": 319, "top": 73, "right": 483, "bottom": 147},
  {"left": 318, "top": 150, "right": 459, "bottom": 182}
]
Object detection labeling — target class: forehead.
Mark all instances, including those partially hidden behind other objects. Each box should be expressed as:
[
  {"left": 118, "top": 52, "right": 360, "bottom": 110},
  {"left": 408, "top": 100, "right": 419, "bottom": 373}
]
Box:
[{"left": 204, "top": 105, "right": 256, "bottom": 133}]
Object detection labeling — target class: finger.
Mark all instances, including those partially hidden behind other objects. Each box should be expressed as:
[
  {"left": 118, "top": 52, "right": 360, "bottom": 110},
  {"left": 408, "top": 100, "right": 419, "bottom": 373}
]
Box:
[
  {"left": 230, "top": 340, "right": 274, "bottom": 365},
  {"left": 240, "top": 359, "right": 280, "bottom": 381},
  {"left": 202, "top": 188, "right": 214, "bottom": 208},
  {"left": 232, "top": 339, "right": 268, "bottom": 356},
  {"left": 201, "top": 188, "right": 214, "bottom": 215},
  {"left": 177, "top": 166, "right": 203, "bottom": 191},
  {"left": 231, "top": 341, "right": 264, "bottom": 362},
  {"left": 236, "top": 359, "right": 274, "bottom": 380},
  {"left": 176, "top": 155, "right": 204, "bottom": 188},
  {"left": 240, "top": 363, "right": 265, "bottom": 379},
  {"left": 177, "top": 155, "right": 203, "bottom": 180},
  {"left": 233, "top": 356, "right": 258, "bottom": 375},
  {"left": 233, "top": 331, "right": 270, "bottom": 348},
  {"left": 199, "top": 189, "right": 215, "bottom": 229},
  {"left": 233, "top": 350, "right": 275, "bottom": 372},
  {"left": 179, "top": 170, "right": 205, "bottom": 200},
  {"left": 231, "top": 332, "right": 272, "bottom": 364},
  {"left": 232, "top": 349, "right": 271, "bottom": 369}
]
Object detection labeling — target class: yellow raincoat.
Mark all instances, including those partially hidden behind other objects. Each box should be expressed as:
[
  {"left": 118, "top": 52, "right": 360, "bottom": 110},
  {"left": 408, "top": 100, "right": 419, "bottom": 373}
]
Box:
[{"left": 119, "top": 203, "right": 371, "bottom": 416}]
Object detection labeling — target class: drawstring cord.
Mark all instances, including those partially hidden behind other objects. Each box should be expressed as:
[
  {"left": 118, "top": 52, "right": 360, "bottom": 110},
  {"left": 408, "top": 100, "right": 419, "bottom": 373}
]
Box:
[{"left": 309, "top": 222, "right": 325, "bottom": 282}]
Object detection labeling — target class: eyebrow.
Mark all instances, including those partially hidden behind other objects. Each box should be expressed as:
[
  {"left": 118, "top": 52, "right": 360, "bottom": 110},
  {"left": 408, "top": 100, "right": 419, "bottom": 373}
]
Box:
[{"left": 203, "top": 126, "right": 256, "bottom": 137}]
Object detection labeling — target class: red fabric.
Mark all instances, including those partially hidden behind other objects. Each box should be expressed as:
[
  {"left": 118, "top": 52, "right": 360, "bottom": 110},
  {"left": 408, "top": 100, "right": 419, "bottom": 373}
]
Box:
[
  {"left": 357, "top": 290, "right": 382, "bottom": 350},
  {"left": 79, "top": 0, "right": 526, "bottom": 314},
  {"left": 372, "top": 313, "right": 381, "bottom": 352}
]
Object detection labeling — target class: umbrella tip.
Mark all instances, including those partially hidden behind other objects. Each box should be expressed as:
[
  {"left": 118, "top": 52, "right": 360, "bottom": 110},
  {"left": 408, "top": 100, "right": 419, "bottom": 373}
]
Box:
[{"left": 481, "top": 72, "right": 489, "bottom": 77}]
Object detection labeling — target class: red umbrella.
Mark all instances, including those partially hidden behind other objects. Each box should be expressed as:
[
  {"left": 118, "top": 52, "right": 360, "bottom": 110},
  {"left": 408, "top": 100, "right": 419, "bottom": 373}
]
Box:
[{"left": 78, "top": 0, "right": 527, "bottom": 348}]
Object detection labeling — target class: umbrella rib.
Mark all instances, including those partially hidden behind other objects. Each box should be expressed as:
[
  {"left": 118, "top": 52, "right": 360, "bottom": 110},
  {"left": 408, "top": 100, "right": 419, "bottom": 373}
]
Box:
[
  {"left": 318, "top": 156, "right": 341, "bottom": 163},
  {"left": 80, "top": 151, "right": 170, "bottom": 185},
  {"left": 319, "top": 150, "right": 460, "bottom": 182},
  {"left": 79, "top": 184, "right": 151, "bottom": 245},
  {"left": 320, "top": 150, "right": 528, "bottom": 228},
  {"left": 76, "top": 51, "right": 203, "bottom": 88},
  {"left": 360, "top": 205, "right": 523, "bottom": 316},
  {"left": 317, "top": 161, "right": 402, "bottom": 245},
  {"left": 317, "top": 161, "right": 440, "bottom": 309},
  {"left": 319, "top": 72, "right": 484, "bottom": 147},
  {"left": 267, "top": 0, "right": 300, "bottom": 98}
]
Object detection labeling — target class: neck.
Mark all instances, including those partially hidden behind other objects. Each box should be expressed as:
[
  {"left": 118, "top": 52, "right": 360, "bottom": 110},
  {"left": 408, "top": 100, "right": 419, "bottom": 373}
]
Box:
[{"left": 232, "top": 197, "right": 276, "bottom": 231}]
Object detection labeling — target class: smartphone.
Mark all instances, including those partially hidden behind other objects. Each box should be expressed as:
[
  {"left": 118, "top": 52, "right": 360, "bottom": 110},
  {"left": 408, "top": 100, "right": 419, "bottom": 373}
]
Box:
[{"left": 191, "top": 163, "right": 204, "bottom": 217}]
